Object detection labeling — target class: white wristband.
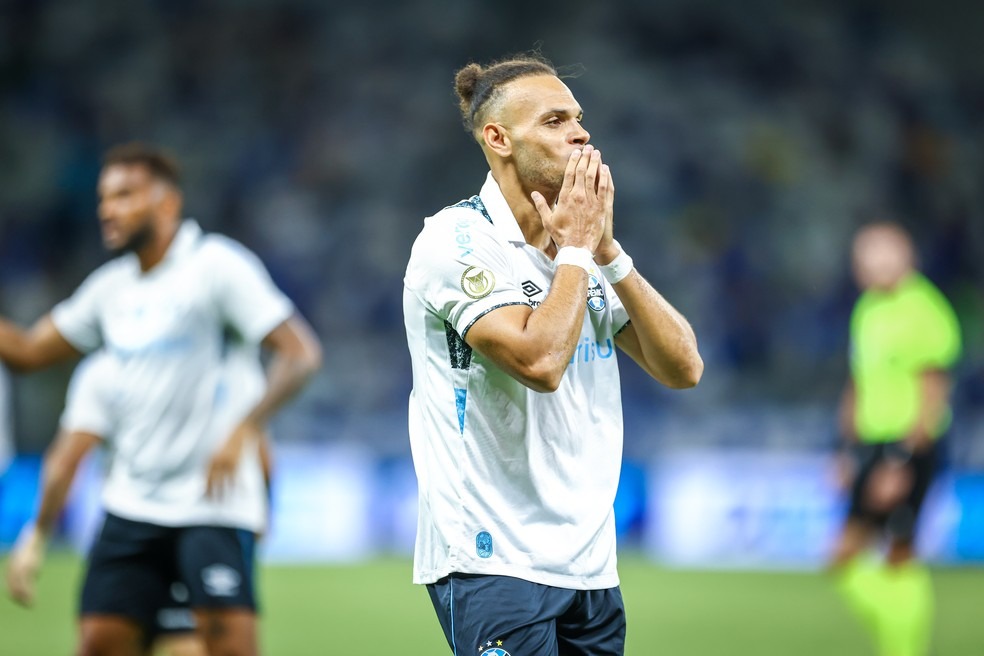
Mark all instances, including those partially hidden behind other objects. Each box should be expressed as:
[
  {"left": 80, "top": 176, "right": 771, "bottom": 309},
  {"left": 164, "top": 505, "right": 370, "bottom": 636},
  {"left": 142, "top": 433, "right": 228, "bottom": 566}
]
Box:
[
  {"left": 554, "top": 246, "right": 595, "bottom": 274},
  {"left": 600, "top": 242, "right": 634, "bottom": 284}
]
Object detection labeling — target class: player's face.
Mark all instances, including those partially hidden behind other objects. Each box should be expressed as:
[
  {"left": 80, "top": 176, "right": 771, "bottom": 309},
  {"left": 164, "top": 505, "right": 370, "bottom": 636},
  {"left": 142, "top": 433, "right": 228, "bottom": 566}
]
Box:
[
  {"left": 499, "top": 75, "right": 590, "bottom": 192},
  {"left": 97, "top": 164, "right": 164, "bottom": 254},
  {"left": 852, "top": 227, "right": 914, "bottom": 291}
]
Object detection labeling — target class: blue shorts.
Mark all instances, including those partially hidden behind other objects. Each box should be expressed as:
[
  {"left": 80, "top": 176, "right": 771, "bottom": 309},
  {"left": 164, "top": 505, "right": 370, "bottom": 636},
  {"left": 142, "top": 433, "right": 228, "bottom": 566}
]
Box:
[
  {"left": 156, "top": 582, "right": 195, "bottom": 636},
  {"left": 427, "top": 574, "right": 626, "bottom": 656},
  {"left": 80, "top": 513, "right": 257, "bottom": 636}
]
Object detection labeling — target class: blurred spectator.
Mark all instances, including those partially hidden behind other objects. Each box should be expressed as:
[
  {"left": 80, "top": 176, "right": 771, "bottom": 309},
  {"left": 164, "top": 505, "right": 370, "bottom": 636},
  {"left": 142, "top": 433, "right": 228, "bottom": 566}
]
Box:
[{"left": 1, "top": 0, "right": 982, "bottom": 464}]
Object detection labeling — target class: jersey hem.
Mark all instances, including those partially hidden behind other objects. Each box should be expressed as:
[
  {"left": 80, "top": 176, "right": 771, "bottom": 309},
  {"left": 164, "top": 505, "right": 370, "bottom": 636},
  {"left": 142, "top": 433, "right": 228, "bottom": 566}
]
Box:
[{"left": 412, "top": 564, "right": 620, "bottom": 591}]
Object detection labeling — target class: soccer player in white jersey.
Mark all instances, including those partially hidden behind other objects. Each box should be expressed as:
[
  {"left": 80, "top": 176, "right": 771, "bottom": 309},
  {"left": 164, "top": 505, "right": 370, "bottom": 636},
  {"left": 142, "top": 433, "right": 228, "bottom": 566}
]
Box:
[
  {"left": 0, "top": 143, "right": 322, "bottom": 656},
  {"left": 403, "top": 54, "right": 703, "bottom": 656},
  {"left": 6, "top": 344, "right": 268, "bottom": 656}
]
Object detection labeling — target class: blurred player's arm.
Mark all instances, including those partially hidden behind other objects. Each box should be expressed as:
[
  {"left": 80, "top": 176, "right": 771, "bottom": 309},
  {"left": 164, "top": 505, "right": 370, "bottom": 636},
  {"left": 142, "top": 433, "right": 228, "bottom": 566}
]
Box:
[
  {"left": 835, "top": 380, "right": 859, "bottom": 490},
  {"left": 5, "top": 428, "right": 100, "bottom": 606},
  {"left": 258, "top": 433, "right": 273, "bottom": 493},
  {"left": 206, "top": 314, "right": 321, "bottom": 495},
  {"left": 838, "top": 380, "right": 857, "bottom": 444},
  {"left": 0, "top": 315, "right": 80, "bottom": 372},
  {"left": 904, "top": 370, "right": 951, "bottom": 454}
]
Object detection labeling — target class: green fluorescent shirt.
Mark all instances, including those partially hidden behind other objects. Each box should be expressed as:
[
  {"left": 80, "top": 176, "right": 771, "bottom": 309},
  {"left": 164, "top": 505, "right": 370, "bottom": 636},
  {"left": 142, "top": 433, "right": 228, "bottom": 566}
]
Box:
[{"left": 849, "top": 272, "right": 962, "bottom": 443}]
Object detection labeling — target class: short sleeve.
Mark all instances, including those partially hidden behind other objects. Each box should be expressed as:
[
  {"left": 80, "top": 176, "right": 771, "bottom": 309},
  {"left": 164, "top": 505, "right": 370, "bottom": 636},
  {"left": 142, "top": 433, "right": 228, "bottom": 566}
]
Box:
[
  {"left": 50, "top": 269, "right": 110, "bottom": 353},
  {"left": 60, "top": 355, "right": 115, "bottom": 439},
  {"left": 404, "top": 211, "right": 527, "bottom": 337},
  {"left": 910, "top": 283, "right": 962, "bottom": 370},
  {"left": 204, "top": 238, "right": 295, "bottom": 343}
]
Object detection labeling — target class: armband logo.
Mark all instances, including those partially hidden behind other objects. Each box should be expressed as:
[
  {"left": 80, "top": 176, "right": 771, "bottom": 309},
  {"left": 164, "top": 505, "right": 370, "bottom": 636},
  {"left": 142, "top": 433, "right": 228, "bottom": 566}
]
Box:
[{"left": 461, "top": 266, "right": 495, "bottom": 299}]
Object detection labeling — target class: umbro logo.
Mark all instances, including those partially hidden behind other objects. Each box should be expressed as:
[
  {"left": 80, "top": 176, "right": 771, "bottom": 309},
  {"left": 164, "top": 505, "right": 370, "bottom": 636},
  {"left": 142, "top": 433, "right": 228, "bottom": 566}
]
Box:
[{"left": 521, "top": 280, "right": 543, "bottom": 297}]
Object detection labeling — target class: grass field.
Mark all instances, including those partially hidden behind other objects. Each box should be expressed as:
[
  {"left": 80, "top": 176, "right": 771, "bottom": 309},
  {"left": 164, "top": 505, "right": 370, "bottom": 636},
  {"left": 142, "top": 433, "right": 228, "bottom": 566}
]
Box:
[{"left": 2, "top": 551, "right": 982, "bottom": 655}]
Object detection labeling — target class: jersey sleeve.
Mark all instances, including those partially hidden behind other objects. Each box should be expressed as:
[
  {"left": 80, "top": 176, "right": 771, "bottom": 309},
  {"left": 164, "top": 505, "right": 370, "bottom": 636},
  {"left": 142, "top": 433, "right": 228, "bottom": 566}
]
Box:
[
  {"left": 910, "top": 283, "right": 962, "bottom": 371},
  {"left": 59, "top": 356, "right": 114, "bottom": 440},
  {"left": 404, "top": 211, "right": 527, "bottom": 338},
  {"left": 204, "top": 238, "right": 295, "bottom": 343},
  {"left": 50, "top": 270, "right": 107, "bottom": 353}
]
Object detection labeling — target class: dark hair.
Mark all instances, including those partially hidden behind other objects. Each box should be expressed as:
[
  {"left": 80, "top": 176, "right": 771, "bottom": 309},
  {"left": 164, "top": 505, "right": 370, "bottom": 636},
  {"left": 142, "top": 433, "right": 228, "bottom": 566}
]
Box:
[
  {"left": 454, "top": 52, "right": 557, "bottom": 134},
  {"left": 102, "top": 142, "right": 182, "bottom": 187}
]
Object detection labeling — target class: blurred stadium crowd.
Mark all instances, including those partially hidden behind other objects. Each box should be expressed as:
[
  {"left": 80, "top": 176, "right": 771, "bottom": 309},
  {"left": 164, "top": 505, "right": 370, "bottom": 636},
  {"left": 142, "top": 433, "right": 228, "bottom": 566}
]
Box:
[{"left": 1, "top": 0, "right": 983, "bottom": 464}]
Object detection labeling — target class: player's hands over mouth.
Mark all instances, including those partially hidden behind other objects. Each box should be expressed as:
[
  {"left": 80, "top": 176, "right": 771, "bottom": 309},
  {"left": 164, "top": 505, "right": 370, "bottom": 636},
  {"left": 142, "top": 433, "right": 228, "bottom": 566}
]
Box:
[
  {"left": 532, "top": 145, "right": 609, "bottom": 254},
  {"left": 206, "top": 418, "right": 262, "bottom": 498},
  {"left": 5, "top": 526, "right": 46, "bottom": 607}
]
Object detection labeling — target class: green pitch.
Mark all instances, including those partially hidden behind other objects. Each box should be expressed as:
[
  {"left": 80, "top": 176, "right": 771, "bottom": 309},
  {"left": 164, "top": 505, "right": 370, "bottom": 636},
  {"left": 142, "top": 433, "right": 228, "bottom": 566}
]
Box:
[{"left": 1, "top": 551, "right": 982, "bottom": 655}]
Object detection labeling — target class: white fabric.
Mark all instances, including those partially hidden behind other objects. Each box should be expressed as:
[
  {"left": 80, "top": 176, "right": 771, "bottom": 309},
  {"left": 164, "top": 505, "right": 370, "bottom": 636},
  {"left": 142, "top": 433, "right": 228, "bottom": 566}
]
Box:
[
  {"left": 0, "top": 366, "right": 11, "bottom": 474},
  {"left": 554, "top": 246, "right": 595, "bottom": 273},
  {"left": 52, "top": 220, "right": 290, "bottom": 531},
  {"left": 403, "top": 172, "right": 629, "bottom": 590},
  {"left": 600, "top": 240, "right": 634, "bottom": 285}
]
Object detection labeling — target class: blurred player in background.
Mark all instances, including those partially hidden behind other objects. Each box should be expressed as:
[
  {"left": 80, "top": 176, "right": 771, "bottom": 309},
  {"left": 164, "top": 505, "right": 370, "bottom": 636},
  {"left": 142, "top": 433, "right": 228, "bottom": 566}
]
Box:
[
  {"left": 0, "top": 364, "right": 11, "bottom": 481},
  {"left": 403, "top": 54, "right": 702, "bottom": 655},
  {"left": 0, "top": 142, "right": 322, "bottom": 656},
  {"left": 6, "top": 341, "right": 270, "bottom": 656},
  {"left": 831, "top": 222, "right": 962, "bottom": 656},
  {"left": 7, "top": 351, "right": 205, "bottom": 656}
]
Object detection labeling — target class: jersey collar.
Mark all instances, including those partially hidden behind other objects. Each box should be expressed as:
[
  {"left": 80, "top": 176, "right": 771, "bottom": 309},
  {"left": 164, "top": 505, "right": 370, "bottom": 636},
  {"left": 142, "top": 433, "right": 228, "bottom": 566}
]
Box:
[
  {"left": 163, "top": 219, "right": 203, "bottom": 264},
  {"left": 479, "top": 172, "right": 527, "bottom": 245}
]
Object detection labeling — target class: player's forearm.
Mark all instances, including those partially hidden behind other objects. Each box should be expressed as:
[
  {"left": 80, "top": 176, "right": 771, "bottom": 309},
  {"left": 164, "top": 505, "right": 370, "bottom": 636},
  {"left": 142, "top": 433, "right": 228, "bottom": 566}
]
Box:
[
  {"left": 0, "top": 315, "right": 77, "bottom": 372},
  {"left": 613, "top": 272, "right": 702, "bottom": 388},
  {"left": 247, "top": 347, "right": 321, "bottom": 427},
  {"left": 838, "top": 382, "right": 857, "bottom": 443},
  {"left": 33, "top": 455, "right": 81, "bottom": 539},
  {"left": 904, "top": 371, "right": 951, "bottom": 452},
  {"left": 0, "top": 317, "right": 37, "bottom": 372},
  {"left": 513, "top": 265, "right": 590, "bottom": 391}
]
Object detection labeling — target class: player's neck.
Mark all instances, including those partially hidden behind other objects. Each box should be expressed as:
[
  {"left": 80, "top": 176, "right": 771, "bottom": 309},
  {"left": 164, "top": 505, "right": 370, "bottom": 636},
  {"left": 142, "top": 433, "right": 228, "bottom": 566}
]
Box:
[
  {"left": 496, "top": 172, "right": 556, "bottom": 255},
  {"left": 136, "top": 220, "right": 181, "bottom": 272}
]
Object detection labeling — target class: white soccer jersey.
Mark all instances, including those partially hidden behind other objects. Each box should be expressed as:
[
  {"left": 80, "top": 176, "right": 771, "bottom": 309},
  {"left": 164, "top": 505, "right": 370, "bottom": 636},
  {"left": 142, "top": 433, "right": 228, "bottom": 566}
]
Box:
[
  {"left": 61, "top": 344, "right": 269, "bottom": 531},
  {"left": 403, "top": 173, "right": 630, "bottom": 590},
  {"left": 52, "top": 220, "right": 291, "bottom": 531}
]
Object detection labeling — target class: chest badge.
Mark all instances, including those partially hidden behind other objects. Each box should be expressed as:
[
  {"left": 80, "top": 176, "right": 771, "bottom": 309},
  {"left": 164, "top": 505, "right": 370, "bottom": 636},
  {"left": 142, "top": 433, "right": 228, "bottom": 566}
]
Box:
[{"left": 587, "top": 274, "right": 606, "bottom": 311}]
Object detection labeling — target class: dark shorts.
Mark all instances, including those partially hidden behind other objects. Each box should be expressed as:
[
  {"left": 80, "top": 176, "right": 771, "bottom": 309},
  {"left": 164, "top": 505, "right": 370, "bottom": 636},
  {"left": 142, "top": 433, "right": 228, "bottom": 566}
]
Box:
[
  {"left": 427, "top": 574, "right": 626, "bottom": 656},
  {"left": 155, "top": 582, "right": 196, "bottom": 635},
  {"left": 80, "top": 513, "right": 257, "bottom": 636},
  {"left": 847, "top": 441, "right": 938, "bottom": 541}
]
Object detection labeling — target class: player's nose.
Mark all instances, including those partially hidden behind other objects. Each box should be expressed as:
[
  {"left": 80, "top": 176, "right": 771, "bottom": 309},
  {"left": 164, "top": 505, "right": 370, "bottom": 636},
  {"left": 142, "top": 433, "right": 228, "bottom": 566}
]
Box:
[{"left": 570, "top": 124, "right": 590, "bottom": 146}]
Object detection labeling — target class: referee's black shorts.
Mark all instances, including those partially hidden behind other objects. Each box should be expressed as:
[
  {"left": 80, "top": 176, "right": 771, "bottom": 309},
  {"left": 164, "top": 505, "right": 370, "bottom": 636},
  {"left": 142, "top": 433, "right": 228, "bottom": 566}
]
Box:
[
  {"left": 847, "top": 440, "right": 939, "bottom": 542},
  {"left": 80, "top": 513, "right": 257, "bottom": 637}
]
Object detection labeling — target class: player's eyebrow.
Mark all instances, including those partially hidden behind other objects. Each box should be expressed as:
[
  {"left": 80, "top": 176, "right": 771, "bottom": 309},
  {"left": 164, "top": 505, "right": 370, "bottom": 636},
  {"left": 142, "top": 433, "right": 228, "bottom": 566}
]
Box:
[{"left": 537, "top": 107, "right": 583, "bottom": 121}]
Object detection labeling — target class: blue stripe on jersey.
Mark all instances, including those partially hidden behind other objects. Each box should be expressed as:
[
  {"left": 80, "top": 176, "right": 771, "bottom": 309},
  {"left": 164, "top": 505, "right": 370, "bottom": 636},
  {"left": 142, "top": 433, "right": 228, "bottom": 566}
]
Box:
[
  {"left": 448, "top": 195, "right": 493, "bottom": 225},
  {"left": 455, "top": 388, "right": 467, "bottom": 434}
]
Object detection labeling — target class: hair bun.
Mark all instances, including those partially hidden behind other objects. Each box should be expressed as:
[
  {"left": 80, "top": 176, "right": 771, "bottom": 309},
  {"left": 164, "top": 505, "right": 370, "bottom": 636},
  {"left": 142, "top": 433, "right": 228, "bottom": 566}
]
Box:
[{"left": 454, "top": 63, "right": 483, "bottom": 104}]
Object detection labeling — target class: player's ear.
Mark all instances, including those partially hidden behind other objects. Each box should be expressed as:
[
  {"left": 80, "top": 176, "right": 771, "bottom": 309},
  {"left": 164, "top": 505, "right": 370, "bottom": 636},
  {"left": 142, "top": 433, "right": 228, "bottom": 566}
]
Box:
[
  {"left": 159, "top": 184, "right": 183, "bottom": 219},
  {"left": 482, "top": 123, "right": 512, "bottom": 157}
]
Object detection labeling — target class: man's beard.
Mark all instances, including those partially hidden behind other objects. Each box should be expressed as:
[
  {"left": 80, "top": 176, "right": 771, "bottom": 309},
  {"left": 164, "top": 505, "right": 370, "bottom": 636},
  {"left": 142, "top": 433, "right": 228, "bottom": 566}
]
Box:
[
  {"left": 109, "top": 221, "right": 154, "bottom": 256},
  {"left": 514, "top": 148, "right": 564, "bottom": 194}
]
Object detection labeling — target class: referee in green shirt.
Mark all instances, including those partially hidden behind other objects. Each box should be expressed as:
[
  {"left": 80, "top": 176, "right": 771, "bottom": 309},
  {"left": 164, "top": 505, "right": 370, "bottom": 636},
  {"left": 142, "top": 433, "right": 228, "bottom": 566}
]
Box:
[{"left": 831, "top": 222, "right": 962, "bottom": 656}]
